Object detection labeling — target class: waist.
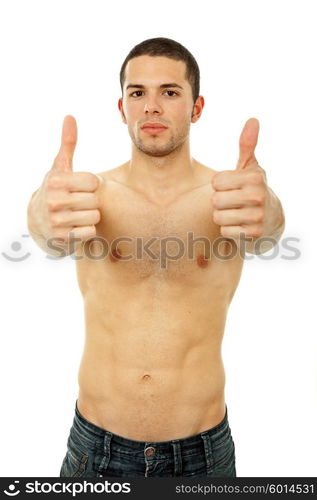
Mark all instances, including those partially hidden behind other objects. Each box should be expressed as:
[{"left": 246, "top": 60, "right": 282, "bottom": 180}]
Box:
[
  {"left": 77, "top": 353, "right": 226, "bottom": 441},
  {"left": 73, "top": 398, "right": 230, "bottom": 450}
]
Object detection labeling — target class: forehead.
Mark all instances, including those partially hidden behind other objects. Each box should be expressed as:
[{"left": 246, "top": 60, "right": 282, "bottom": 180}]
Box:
[{"left": 124, "top": 55, "right": 188, "bottom": 88}]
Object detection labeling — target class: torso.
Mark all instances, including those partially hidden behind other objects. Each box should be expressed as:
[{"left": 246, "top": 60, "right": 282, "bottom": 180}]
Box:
[{"left": 75, "top": 160, "right": 244, "bottom": 441}]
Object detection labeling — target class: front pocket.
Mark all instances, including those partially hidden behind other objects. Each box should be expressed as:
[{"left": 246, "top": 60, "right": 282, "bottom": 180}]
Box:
[
  {"left": 60, "top": 443, "right": 89, "bottom": 477},
  {"left": 207, "top": 434, "right": 236, "bottom": 476}
]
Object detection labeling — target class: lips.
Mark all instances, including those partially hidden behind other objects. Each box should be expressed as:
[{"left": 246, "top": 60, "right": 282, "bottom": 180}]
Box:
[
  {"left": 141, "top": 123, "right": 167, "bottom": 134},
  {"left": 141, "top": 122, "right": 167, "bottom": 130}
]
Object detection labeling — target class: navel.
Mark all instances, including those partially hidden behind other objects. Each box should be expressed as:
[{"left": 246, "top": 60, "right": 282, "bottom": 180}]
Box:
[
  {"left": 197, "top": 254, "right": 209, "bottom": 268},
  {"left": 141, "top": 374, "right": 151, "bottom": 381}
]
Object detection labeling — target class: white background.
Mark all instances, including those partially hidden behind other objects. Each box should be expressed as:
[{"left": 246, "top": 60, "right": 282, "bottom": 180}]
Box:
[{"left": 0, "top": 0, "right": 316, "bottom": 477}]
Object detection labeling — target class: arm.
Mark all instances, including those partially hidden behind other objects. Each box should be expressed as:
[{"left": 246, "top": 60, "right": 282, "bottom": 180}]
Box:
[
  {"left": 27, "top": 115, "right": 101, "bottom": 258},
  {"left": 211, "top": 118, "right": 285, "bottom": 256}
]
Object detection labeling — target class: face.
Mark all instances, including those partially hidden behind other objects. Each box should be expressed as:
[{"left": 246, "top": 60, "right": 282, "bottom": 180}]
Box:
[{"left": 118, "top": 55, "right": 203, "bottom": 157}]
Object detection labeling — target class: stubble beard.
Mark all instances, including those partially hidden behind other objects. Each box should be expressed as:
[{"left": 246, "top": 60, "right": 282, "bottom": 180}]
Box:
[{"left": 128, "top": 120, "right": 191, "bottom": 158}]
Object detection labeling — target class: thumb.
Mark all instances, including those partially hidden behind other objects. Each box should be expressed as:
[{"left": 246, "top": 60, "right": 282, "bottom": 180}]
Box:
[
  {"left": 236, "top": 117, "right": 259, "bottom": 170},
  {"left": 52, "top": 115, "right": 77, "bottom": 171}
]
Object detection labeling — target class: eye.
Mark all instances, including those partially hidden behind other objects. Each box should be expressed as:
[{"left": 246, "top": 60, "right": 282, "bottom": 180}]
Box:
[
  {"left": 130, "top": 90, "right": 144, "bottom": 97},
  {"left": 129, "top": 89, "right": 179, "bottom": 98},
  {"left": 164, "top": 90, "right": 178, "bottom": 96}
]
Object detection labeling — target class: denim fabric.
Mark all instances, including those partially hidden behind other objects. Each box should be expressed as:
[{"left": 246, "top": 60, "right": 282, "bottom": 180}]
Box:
[{"left": 59, "top": 400, "right": 236, "bottom": 478}]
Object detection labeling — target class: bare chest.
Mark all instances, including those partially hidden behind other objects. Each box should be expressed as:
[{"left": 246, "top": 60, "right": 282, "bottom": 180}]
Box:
[{"left": 77, "top": 181, "right": 242, "bottom": 285}]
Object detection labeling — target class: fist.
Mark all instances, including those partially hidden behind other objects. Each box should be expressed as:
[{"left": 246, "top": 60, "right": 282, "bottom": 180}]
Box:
[
  {"left": 33, "top": 115, "right": 102, "bottom": 245},
  {"left": 211, "top": 118, "right": 269, "bottom": 241}
]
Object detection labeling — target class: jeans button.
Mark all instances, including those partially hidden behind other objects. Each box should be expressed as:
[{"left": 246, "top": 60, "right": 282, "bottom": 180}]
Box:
[{"left": 144, "top": 446, "right": 156, "bottom": 457}]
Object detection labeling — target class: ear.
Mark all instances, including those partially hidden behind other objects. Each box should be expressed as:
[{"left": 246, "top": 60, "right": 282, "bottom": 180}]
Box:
[
  {"left": 118, "top": 97, "right": 127, "bottom": 124},
  {"left": 191, "top": 95, "right": 204, "bottom": 123}
]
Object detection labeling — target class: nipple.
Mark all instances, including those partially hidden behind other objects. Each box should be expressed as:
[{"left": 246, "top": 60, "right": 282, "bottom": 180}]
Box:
[{"left": 197, "top": 254, "right": 209, "bottom": 268}]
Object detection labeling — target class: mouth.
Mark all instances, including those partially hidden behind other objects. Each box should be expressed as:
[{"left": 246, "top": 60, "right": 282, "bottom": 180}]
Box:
[
  {"left": 141, "top": 123, "right": 168, "bottom": 135},
  {"left": 142, "top": 127, "right": 167, "bottom": 135}
]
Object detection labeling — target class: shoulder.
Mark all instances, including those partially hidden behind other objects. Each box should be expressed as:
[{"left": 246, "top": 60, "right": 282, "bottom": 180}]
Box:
[
  {"left": 96, "top": 162, "right": 128, "bottom": 184},
  {"left": 192, "top": 159, "right": 220, "bottom": 186}
]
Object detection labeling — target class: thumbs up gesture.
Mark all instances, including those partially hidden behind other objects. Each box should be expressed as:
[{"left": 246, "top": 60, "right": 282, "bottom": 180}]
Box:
[
  {"left": 28, "top": 116, "right": 102, "bottom": 252},
  {"left": 211, "top": 118, "right": 271, "bottom": 242}
]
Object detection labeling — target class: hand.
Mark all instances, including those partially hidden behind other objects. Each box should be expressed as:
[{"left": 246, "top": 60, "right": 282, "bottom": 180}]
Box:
[
  {"left": 211, "top": 118, "right": 270, "bottom": 241},
  {"left": 28, "top": 115, "right": 102, "bottom": 246}
]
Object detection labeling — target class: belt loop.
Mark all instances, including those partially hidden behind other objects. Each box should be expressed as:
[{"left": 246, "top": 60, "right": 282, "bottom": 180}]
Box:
[
  {"left": 98, "top": 431, "right": 112, "bottom": 474},
  {"left": 171, "top": 440, "right": 182, "bottom": 476},
  {"left": 201, "top": 432, "right": 213, "bottom": 472}
]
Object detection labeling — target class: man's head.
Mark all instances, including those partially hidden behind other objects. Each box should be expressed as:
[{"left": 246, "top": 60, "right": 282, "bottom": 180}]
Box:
[
  {"left": 120, "top": 37, "right": 200, "bottom": 104},
  {"left": 118, "top": 37, "right": 204, "bottom": 158}
]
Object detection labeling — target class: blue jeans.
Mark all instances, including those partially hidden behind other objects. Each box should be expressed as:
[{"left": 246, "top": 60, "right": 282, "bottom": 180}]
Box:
[{"left": 59, "top": 400, "right": 236, "bottom": 477}]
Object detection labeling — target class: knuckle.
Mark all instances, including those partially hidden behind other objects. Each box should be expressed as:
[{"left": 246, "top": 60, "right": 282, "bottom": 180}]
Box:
[
  {"left": 47, "top": 175, "right": 64, "bottom": 189},
  {"left": 50, "top": 214, "right": 63, "bottom": 227},
  {"left": 83, "top": 225, "right": 97, "bottom": 240},
  {"left": 211, "top": 173, "right": 220, "bottom": 190},
  {"left": 51, "top": 229, "right": 66, "bottom": 241},
  {"left": 89, "top": 225, "right": 97, "bottom": 236},
  {"left": 248, "top": 172, "right": 263, "bottom": 185},
  {"left": 253, "top": 194, "right": 265, "bottom": 205},
  {"left": 250, "top": 226, "right": 263, "bottom": 238},
  {"left": 220, "top": 226, "right": 230, "bottom": 238},
  {"left": 250, "top": 210, "right": 264, "bottom": 223},
  {"left": 66, "top": 229, "right": 77, "bottom": 241},
  {"left": 93, "top": 209, "right": 101, "bottom": 224},
  {"left": 47, "top": 198, "right": 62, "bottom": 211},
  {"left": 213, "top": 209, "right": 220, "bottom": 224},
  {"left": 86, "top": 172, "right": 99, "bottom": 190}
]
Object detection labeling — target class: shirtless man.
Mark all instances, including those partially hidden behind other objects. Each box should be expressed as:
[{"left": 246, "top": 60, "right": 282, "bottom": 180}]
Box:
[{"left": 27, "top": 37, "right": 285, "bottom": 478}]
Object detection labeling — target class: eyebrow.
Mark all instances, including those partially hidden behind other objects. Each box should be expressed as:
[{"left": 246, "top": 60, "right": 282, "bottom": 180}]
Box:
[{"left": 125, "top": 83, "right": 184, "bottom": 91}]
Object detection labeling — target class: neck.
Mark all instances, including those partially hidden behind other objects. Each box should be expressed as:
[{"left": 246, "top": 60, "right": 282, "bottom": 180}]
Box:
[{"left": 125, "top": 140, "right": 197, "bottom": 199}]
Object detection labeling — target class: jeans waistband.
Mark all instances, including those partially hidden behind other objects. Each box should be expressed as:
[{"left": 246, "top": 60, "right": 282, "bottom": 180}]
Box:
[{"left": 73, "top": 399, "right": 229, "bottom": 455}]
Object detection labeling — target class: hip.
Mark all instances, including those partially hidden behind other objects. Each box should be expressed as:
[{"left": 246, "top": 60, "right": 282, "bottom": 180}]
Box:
[{"left": 59, "top": 399, "right": 236, "bottom": 478}]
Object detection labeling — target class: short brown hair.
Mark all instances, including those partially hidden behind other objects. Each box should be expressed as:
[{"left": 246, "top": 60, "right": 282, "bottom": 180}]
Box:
[{"left": 119, "top": 37, "right": 200, "bottom": 103}]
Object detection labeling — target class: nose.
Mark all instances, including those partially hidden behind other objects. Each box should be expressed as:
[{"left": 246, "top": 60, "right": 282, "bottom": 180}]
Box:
[{"left": 144, "top": 97, "right": 162, "bottom": 115}]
